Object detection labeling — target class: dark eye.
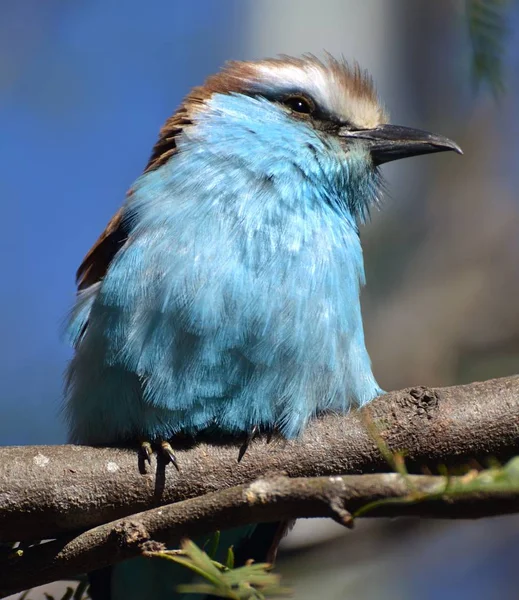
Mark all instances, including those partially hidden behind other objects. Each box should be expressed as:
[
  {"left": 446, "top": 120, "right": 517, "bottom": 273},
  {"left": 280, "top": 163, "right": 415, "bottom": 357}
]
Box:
[{"left": 283, "top": 95, "right": 315, "bottom": 115}]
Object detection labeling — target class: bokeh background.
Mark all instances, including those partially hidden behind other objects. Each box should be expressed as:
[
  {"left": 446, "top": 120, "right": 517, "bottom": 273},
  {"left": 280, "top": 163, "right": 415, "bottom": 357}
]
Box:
[{"left": 2, "top": 1, "right": 519, "bottom": 598}]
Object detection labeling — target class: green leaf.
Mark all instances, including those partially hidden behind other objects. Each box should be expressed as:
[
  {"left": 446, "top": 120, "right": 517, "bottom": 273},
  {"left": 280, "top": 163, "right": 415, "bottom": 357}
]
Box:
[
  {"left": 206, "top": 530, "right": 221, "bottom": 559},
  {"left": 354, "top": 456, "right": 519, "bottom": 519},
  {"left": 148, "top": 539, "right": 291, "bottom": 599},
  {"left": 466, "top": 0, "right": 510, "bottom": 96},
  {"left": 225, "top": 545, "right": 235, "bottom": 570}
]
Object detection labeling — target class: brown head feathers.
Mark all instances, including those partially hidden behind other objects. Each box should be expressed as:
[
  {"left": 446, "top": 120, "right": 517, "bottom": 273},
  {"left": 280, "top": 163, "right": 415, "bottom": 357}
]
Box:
[{"left": 145, "top": 54, "right": 386, "bottom": 172}]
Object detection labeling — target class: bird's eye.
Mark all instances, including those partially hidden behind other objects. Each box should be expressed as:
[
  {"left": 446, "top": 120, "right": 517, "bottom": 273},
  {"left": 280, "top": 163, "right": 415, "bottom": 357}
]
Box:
[{"left": 283, "top": 95, "right": 315, "bottom": 115}]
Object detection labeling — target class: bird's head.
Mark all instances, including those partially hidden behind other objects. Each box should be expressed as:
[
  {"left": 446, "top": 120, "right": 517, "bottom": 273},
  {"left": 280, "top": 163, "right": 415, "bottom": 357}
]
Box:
[{"left": 144, "top": 54, "right": 461, "bottom": 221}]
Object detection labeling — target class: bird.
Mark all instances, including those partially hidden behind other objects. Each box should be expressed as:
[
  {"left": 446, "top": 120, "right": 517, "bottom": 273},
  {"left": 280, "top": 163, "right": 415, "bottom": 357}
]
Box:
[{"left": 64, "top": 54, "right": 461, "bottom": 600}]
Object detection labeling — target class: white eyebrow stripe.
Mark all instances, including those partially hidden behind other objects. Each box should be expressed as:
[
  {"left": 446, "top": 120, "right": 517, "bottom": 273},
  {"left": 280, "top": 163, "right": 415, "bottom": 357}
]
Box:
[{"left": 253, "top": 62, "right": 386, "bottom": 130}]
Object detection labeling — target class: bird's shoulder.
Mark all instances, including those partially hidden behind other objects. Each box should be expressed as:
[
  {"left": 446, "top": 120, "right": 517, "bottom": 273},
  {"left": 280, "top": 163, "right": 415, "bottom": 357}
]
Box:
[
  {"left": 75, "top": 207, "right": 128, "bottom": 291},
  {"left": 75, "top": 103, "right": 194, "bottom": 291}
]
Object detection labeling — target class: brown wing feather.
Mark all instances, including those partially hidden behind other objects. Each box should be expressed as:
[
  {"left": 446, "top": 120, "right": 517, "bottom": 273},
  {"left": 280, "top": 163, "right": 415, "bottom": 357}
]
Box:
[
  {"left": 75, "top": 208, "right": 128, "bottom": 291},
  {"left": 75, "top": 104, "right": 193, "bottom": 291},
  {"left": 74, "top": 55, "right": 310, "bottom": 291}
]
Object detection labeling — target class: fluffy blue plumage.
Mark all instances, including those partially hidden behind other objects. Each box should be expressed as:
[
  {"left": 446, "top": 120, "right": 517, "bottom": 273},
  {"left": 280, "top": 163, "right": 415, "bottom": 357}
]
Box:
[{"left": 65, "top": 92, "right": 382, "bottom": 444}]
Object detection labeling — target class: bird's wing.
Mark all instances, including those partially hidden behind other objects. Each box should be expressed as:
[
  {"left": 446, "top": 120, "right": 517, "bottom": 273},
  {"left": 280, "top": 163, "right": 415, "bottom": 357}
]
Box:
[
  {"left": 75, "top": 107, "right": 190, "bottom": 292},
  {"left": 75, "top": 86, "right": 209, "bottom": 292},
  {"left": 75, "top": 207, "right": 129, "bottom": 291}
]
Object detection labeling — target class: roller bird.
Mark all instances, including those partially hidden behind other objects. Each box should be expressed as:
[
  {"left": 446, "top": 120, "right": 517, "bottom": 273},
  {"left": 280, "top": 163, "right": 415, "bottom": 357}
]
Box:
[{"left": 65, "top": 54, "right": 461, "bottom": 600}]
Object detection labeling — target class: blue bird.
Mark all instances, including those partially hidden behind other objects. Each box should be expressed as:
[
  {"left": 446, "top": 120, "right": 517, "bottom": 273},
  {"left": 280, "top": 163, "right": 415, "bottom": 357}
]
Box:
[{"left": 65, "top": 54, "right": 461, "bottom": 600}]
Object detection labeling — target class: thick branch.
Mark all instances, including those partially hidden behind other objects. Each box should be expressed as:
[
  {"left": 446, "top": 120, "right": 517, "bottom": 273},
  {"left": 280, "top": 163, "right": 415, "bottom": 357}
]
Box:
[
  {"left": 3, "top": 471, "right": 519, "bottom": 597},
  {"left": 1, "top": 376, "right": 518, "bottom": 543}
]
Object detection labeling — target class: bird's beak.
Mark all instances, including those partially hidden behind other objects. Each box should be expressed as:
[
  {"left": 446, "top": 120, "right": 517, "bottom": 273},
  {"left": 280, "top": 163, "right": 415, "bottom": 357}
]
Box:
[{"left": 339, "top": 124, "right": 463, "bottom": 166}]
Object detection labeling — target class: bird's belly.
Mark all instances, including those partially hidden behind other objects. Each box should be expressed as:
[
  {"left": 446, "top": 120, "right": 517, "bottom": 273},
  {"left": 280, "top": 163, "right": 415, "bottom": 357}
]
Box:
[{"left": 67, "top": 226, "right": 381, "bottom": 443}]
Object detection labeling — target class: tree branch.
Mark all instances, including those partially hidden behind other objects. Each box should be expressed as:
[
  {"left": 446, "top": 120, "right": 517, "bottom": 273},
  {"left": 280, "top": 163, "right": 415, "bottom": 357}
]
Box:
[
  {"left": 1, "top": 376, "right": 518, "bottom": 545},
  {"left": 3, "top": 468, "right": 519, "bottom": 597}
]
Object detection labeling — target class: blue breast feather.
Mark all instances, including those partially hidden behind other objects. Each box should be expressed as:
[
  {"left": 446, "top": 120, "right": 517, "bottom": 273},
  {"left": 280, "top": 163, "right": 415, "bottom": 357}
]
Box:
[{"left": 65, "top": 92, "right": 382, "bottom": 444}]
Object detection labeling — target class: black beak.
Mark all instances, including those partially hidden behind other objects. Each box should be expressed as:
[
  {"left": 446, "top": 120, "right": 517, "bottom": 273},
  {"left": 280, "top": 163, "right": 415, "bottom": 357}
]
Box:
[{"left": 339, "top": 124, "right": 463, "bottom": 166}]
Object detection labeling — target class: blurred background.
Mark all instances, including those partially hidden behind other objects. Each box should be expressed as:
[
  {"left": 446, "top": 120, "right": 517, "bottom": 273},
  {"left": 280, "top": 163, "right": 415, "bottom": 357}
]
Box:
[{"left": 1, "top": 0, "right": 519, "bottom": 598}]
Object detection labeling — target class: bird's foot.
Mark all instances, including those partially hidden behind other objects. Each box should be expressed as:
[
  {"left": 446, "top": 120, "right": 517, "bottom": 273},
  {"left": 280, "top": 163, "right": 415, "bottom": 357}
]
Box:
[
  {"left": 140, "top": 440, "right": 153, "bottom": 465},
  {"left": 160, "top": 440, "right": 180, "bottom": 471},
  {"left": 139, "top": 439, "right": 180, "bottom": 471},
  {"left": 238, "top": 425, "right": 259, "bottom": 463}
]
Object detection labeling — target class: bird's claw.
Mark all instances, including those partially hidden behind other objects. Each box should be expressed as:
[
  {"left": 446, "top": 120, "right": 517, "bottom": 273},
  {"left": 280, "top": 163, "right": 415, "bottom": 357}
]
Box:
[
  {"left": 140, "top": 441, "right": 153, "bottom": 465},
  {"left": 160, "top": 440, "right": 180, "bottom": 471},
  {"left": 238, "top": 425, "right": 259, "bottom": 463},
  {"left": 139, "top": 439, "right": 180, "bottom": 471}
]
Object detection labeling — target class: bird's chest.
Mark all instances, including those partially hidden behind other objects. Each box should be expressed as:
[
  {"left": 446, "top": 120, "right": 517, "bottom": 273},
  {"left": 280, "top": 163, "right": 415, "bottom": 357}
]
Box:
[
  {"left": 114, "top": 200, "right": 363, "bottom": 366},
  {"left": 75, "top": 193, "right": 369, "bottom": 440}
]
